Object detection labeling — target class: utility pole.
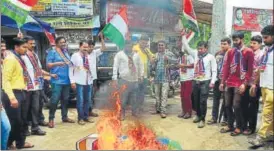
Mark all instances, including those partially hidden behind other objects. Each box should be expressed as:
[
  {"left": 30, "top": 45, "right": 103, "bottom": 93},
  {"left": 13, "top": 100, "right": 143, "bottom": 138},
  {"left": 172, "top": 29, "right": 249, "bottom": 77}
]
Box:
[{"left": 209, "top": 0, "right": 226, "bottom": 54}]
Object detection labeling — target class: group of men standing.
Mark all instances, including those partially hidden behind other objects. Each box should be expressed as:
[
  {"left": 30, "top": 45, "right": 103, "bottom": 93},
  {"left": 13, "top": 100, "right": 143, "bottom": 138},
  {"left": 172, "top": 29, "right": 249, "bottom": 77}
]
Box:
[
  {"left": 1, "top": 33, "right": 105, "bottom": 149},
  {"left": 177, "top": 25, "right": 273, "bottom": 147},
  {"left": 0, "top": 24, "right": 273, "bottom": 149}
]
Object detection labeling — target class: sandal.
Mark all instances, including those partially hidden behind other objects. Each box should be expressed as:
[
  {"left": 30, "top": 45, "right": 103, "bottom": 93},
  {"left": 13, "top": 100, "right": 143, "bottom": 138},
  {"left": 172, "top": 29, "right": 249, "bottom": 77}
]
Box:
[
  {"left": 243, "top": 129, "right": 253, "bottom": 136},
  {"left": 21, "top": 142, "right": 34, "bottom": 149},
  {"left": 220, "top": 127, "right": 234, "bottom": 133},
  {"left": 230, "top": 128, "right": 242, "bottom": 136},
  {"left": 207, "top": 119, "right": 217, "bottom": 125}
]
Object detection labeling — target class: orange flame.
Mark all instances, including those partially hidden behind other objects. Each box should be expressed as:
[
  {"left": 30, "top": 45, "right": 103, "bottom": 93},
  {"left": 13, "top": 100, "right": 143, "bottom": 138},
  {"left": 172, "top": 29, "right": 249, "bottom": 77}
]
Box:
[{"left": 96, "top": 82, "right": 167, "bottom": 150}]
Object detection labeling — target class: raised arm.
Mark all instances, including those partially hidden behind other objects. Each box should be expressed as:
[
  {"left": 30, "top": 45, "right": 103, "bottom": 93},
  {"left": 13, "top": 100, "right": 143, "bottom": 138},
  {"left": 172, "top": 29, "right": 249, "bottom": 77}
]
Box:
[{"left": 182, "top": 35, "right": 197, "bottom": 59}]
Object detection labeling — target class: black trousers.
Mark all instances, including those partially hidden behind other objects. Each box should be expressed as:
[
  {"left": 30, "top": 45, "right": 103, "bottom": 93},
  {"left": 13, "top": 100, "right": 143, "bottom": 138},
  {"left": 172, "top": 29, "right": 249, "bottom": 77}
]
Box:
[
  {"left": 192, "top": 80, "right": 210, "bottom": 121},
  {"left": 225, "top": 87, "right": 244, "bottom": 130},
  {"left": 22, "top": 91, "right": 40, "bottom": 132},
  {"left": 39, "top": 90, "right": 47, "bottom": 123},
  {"left": 2, "top": 90, "right": 26, "bottom": 148},
  {"left": 212, "top": 80, "right": 227, "bottom": 122},
  {"left": 241, "top": 86, "right": 261, "bottom": 132}
]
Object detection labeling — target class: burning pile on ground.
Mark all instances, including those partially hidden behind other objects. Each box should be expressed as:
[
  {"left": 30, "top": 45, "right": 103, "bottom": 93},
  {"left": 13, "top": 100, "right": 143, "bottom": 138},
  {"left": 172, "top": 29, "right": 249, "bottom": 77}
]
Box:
[{"left": 95, "top": 83, "right": 168, "bottom": 150}]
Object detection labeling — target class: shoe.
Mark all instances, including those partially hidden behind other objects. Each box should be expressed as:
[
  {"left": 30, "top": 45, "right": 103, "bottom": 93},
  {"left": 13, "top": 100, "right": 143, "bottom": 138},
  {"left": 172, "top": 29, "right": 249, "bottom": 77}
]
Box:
[
  {"left": 220, "top": 127, "right": 234, "bottom": 133},
  {"left": 39, "top": 121, "right": 49, "bottom": 127},
  {"left": 78, "top": 120, "right": 86, "bottom": 125},
  {"left": 178, "top": 113, "right": 185, "bottom": 118},
  {"left": 207, "top": 119, "right": 217, "bottom": 125},
  {"left": 150, "top": 111, "right": 160, "bottom": 115},
  {"left": 31, "top": 129, "right": 46, "bottom": 136},
  {"left": 24, "top": 130, "right": 31, "bottom": 136},
  {"left": 48, "top": 120, "right": 54, "bottom": 128},
  {"left": 89, "top": 112, "right": 99, "bottom": 117},
  {"left": 243, "top": 129, "right": 253, "bottom": 136},
  {"left": 248, "top": 135, "right": 265, "bottom": 147},
  {"left": 63, "top": 118, "right": 75, "bottom": 123},
  {"left": 221, "top": 121, "right": 228, "bottom": 126},
  {"left": 84, "top": 118, "right": 94, "bottom": 123},
  {"left": 198, "top": 121, "right": 205, "bottom": 128},
  {"left": 193, "top": 116, "right": 200, "bottom": 123},
  {"left": 266, "top": 135, "right": 274, "bottom": 142},
  {"left": 160, "top": 113, "right": 167, "bottom": 118},
  {"left": 183, "top": 113, "right": 191, "bottom": 119}
]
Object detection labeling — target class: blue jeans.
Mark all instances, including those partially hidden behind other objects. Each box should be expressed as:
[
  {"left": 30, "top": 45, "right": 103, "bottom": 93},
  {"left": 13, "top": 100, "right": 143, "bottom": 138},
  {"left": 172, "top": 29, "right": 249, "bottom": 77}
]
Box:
[
  {"left": 1, "top": 109, "right": 11, "bottom": 150},
  {"left": 49, "top": 83, "right": 70, "bottom": 121},
  {"left": 76, "top": 84, "right": 92, "bottom": 120}
]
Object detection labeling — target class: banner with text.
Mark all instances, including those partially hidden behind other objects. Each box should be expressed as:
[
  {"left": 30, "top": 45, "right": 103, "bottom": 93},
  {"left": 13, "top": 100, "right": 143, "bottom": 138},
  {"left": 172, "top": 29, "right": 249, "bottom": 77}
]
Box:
[
  {"left": 232, "top": 7, "right": 273, "bottom": 32},
  {"left": 31, "top": 0, "right": 93, "bottom": 17},
  {"left": 41, "top": 17, "right": 95, "bottom": 29}
]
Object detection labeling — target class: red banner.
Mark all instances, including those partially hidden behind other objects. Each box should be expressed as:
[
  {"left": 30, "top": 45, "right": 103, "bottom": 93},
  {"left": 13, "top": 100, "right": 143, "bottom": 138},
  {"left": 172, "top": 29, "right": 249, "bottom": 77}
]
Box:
[
  {"left": 232, "top": 7, "right": 273, "bottom": 32},
  {"left": 106, "top": 1, "right": 178, "bottom": 32}
]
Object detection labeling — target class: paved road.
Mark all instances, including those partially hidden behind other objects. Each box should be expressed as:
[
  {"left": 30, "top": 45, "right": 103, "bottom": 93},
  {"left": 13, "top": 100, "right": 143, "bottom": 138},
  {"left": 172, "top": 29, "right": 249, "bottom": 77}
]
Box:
[{"left": 25, "top": 84, "right": 273, "bottom": 150}]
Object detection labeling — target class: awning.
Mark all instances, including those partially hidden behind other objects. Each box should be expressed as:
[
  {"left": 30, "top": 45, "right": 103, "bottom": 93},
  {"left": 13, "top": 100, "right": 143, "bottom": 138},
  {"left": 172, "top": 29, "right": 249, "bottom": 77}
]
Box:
[{"left": 1, "top": 15, "right": 55, "bottom": 33}]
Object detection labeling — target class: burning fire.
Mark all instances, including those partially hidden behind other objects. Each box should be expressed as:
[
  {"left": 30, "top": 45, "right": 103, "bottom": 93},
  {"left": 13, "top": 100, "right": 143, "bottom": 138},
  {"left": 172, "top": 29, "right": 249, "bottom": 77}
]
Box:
[{"left": 95, "top": 83, "right": 167, "bottom": 150}]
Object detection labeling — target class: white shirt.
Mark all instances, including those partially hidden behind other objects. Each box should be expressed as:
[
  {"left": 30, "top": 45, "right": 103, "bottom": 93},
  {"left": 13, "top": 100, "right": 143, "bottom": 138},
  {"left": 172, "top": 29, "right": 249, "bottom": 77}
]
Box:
[
  {"left": 69, "top": 52, "right": 93, "bottom": 85},
  {"left": 260, "top": 46, "right": 273, "bottom": 90},
  {"left": 112, "top": 51, "right": 144, "bottom": 82},
  {"left": 22, "top": 53, "right": 42, "bottom": 91},
  {"left": 88, "top": 49, "right": 102, "bottom": 80},
  {"left": 180, "top": 54, "right": 194, "bottom": 81},
  {"left": 182, "top": 36, "right": 217, "bottom": 84}
]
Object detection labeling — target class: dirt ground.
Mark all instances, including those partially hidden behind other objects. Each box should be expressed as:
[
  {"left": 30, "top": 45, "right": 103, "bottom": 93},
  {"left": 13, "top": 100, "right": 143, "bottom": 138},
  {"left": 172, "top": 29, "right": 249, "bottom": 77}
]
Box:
[{"left": 24, "top": 90, "right": 274, "bottom": 150}]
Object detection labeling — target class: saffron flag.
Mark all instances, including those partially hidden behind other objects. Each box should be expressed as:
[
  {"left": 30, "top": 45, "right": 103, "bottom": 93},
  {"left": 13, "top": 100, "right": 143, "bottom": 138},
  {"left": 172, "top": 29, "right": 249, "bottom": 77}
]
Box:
[{"left": 102, "top": 5, "right": 129, "bottom": 49}]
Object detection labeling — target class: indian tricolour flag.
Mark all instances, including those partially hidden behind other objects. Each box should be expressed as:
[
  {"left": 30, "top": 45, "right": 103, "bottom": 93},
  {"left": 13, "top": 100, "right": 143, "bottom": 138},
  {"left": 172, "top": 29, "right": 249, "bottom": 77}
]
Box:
[
  {"left": 103, "top": 5, "right": 129, "bottom": 49},
  {"left": 181, "top": 0, "right": 199, "bottom": 40},
  {"left": 1, "top": 0, "right": 37, "bottom": 27}
]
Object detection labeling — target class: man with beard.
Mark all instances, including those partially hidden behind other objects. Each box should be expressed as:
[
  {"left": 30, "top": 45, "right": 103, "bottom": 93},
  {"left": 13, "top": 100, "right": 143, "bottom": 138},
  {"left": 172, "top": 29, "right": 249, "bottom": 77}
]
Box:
[
  {"left": 182, "top": 33, "right": 217, "bottom": 128},
  {"left": 2, "top": 38, "right": 34, "bottom": 149},
  {"left": 112, "top": 41, "right": 143, "bottom": 120},
  {"left": 220, "top": 32, "right": 254, "bottom": 136},
  {"left": 21, "top": 36, "right": 57, "bottom": 135},
  {"left": 46, "top": 37, "right": 75, "bottom": 128},
  {"left": 207, "top": 38, "right": 231, "bottom": 126},
  {"left": 249, "top": 25, "right": 274, "bottom": 147},
  {"left": 241, "top": 35, "right": 264, "bottom": 135}
]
